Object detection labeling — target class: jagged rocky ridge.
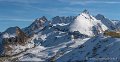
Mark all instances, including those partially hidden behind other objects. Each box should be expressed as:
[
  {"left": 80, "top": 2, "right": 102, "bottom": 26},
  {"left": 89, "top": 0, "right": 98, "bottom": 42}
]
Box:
[
  {"left": 95, "top": 14, "right": 116, "bottom": 30},
  {"left": 0, "top": 10, "right": 120, "bottom": 62},
  {"left": 0, "top": 27, "right": 32, "bottom": 56}
]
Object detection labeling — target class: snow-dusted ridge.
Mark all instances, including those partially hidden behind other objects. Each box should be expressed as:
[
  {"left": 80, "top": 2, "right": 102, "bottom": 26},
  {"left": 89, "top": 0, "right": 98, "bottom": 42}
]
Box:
[
  {"left": 56, "top": 36, "right": 120, "bottom": 62},
  {"left": 0, "top": 10, "right": 120, "bottom": 62},
  {"left": 95, "top": 14, "right": 116, "bottom": 30}
]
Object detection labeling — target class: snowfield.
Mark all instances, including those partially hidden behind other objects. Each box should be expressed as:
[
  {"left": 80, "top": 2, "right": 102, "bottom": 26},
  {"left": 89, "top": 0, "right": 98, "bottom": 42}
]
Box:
[{"left": 56, "top": 36, "right": 120, "bottom": 62}]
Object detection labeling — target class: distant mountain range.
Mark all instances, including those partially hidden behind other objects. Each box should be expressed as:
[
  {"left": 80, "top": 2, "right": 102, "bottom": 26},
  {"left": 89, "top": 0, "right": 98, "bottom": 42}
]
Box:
[{"left": 0, "top": 10, "right": 120, "bottom": 62}]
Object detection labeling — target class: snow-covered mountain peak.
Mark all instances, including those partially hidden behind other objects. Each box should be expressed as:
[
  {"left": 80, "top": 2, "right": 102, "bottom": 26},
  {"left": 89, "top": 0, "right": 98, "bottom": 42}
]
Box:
[
  {"left": 80, "top": 10, "right": 94, "bottom": 21},
  {"left": 82, "top": 9, "right": 89, "bottom": 14},
  {"left": 36, "top": 16, "right": 47, "bottom": 22},
  {"left": 1, "top": 26, "right": 27, "bottom": 38},
  {"left": 70, "top": 11, "right": 108, "bottom": 36},
  {"left": 80, "top": 13, "right": 91, "bottom": 19},
  {"left": 1, "top": 9, "right": 120, "bottom": 62},
  {"left": 23, "top": 16, "right": 48, "bottom": 35},
  {"left": 34, "top": 16, "right": 48, "bottom": 25},
  {"left": 2, "top": 27, "right": 21, "bottom": 38},
  {"left": 51, "top": 16, "right": 75, "bottom": 24},
  {"left": 3, "top": 26, "right": 19, "bottom": 35},
  {"left": 96, "top": 14, "right": 116, "bottom": 30},
  {"left": 96, "top": 14, "right": 105, "bottom": 20}
]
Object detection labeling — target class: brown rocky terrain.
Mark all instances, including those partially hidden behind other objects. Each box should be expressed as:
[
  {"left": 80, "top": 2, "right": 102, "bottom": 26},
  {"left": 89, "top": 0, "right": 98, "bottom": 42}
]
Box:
[{"left": 2, "top": 27, "right": 30, "bottom": 56}]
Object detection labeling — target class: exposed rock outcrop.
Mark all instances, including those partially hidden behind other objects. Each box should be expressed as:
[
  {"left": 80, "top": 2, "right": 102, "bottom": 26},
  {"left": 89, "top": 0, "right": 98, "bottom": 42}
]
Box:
[
  {"left": 23, "top": 16, "right": 48, "bottom": 36},
  {"left": 2, "top": 27, "right": 29, "bottom": 56},
  {"left": 16, "top": 27, "right": 29, "bottom": 45}
]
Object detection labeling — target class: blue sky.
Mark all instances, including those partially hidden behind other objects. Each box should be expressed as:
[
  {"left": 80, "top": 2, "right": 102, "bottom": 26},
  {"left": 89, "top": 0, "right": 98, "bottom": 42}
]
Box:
[{"left": 0, "top": 0, "right": 120, "bottom": 32}]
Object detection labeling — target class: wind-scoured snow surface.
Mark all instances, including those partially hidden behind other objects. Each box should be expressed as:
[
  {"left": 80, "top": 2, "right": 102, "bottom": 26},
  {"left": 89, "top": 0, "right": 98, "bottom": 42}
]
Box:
[
  {"left": 19, "top": 38, "right": 90, "bottom": 61},
  {"left": 56, "top": 36, "right": 120, "bottom": 62}
]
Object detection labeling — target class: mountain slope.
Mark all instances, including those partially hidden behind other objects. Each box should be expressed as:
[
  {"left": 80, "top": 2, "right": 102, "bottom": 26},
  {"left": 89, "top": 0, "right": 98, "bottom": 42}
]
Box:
[
  {"left": 56, "top": 36, "right": 120, "bottom": 62},
  {"left": 23, "top": 16, "right": 49, "bottom": 36},
  {"left": 0, "top": 26, "right": 34, "bottom": 56},
  {"left": 0, "top": 10, "right": 120, "bottom": 62},
  {"left": 113, "top": 20, "right": 120, "bottom": 30},
  {"left": 1, "top": 26, "right": 18, "bottom": 38},
  {"left": 70, "top": 10, "right": 108, "bottom": 36},
  {"left": 96, "top": 14, "right": 116, "bottom": 30},
  {"left": 51, "top": 16, "right": 75, "bottom": 24}
]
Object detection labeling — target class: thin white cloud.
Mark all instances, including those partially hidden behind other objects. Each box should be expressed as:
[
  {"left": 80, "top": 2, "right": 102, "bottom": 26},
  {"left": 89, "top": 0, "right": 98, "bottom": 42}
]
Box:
[
  {"left": 0, "top": 15, "right": 34, "bottom": 21},
  {"left": 0, "top": 0, "right": 42, "bottom": 4},
  {"left": 58, "top": 0, "right": 120, "bottom": 5},
  {"left": 0, "top": 18, "right": 33, "bottom": 21},
  {"left": 104, "top": 1, "right": 120, "bottom": 4}
]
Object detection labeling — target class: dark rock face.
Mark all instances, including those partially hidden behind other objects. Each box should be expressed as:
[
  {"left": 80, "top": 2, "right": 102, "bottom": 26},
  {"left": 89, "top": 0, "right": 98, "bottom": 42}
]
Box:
[
  {"left": 16, "top": 27, "right": 29, "bottom": 45},
  {"left": 3, "top": 27, "right": 29, "bottom": 45},
  {"left": 30, "top": 16, "right": 47, "bottom": 31},
  {"left": 2, "top": 27, "right": 29, "bottom": 56},
  {"left": 0, "top": 42, "right": 4, "bottom": 56},
  {"left": 51, "top": 16, "right": 75, "bottom": 24},
  {"left": 82, "top": 9, "right": 89, "bottom": 14},
  {"left": 23, "top": 16, "right": 48, "bottom": 36}
]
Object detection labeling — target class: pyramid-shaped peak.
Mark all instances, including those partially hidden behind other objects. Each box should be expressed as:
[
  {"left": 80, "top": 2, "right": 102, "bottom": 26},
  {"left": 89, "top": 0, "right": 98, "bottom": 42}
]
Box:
[
  {"left": 40, "top": 16, "right": 47, "bottom": 20},
  {"left": 3, "top": 26, "right": 19, "bottom": 34},
  {"left": 16, "top": 26, "right": 21, "bottom": 31},
  {"left": 96, "top": 14, "right": 105, "bottom": 19},
  {"left": 39, "top": 16, "right": 47, "bottom": 21},
  {"left": 82, "top": 9, "right": 89, "bottom": 14},
  {"left": 36, "top": 16, "right": 47, "bottom": 22}
]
